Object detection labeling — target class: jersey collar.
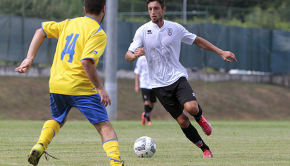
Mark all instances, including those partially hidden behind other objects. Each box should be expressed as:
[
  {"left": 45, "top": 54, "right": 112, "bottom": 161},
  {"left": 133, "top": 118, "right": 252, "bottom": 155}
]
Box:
[
  {"left": 150, "top": 20, "right": 166, "bottom": 30},
  {"left": 85, "top": 15, "right": 101, "bottom": 25}
]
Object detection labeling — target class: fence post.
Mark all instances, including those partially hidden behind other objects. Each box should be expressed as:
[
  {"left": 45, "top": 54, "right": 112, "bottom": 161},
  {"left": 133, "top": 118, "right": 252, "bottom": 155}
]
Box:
[
  {"left": 21, "top": 0, "right": 26, "bottom": 60},
  {"left": 183, "top": 0, "right": 187, "bottom": 24},
  {"left": 104, "top": 0, "right": 118, "bottom": 120}
]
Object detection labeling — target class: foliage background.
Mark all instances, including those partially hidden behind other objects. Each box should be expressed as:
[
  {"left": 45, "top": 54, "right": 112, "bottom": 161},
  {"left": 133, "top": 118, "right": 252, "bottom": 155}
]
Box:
[{"left": 0, "top": 0, "right": 289, "bottom": 30}]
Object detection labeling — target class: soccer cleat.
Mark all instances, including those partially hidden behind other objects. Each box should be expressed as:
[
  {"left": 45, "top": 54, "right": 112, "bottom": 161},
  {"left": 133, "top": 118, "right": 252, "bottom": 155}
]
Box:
[
  {"left": 147, "top": 121, "right": 152, "bottom": 126},
  {"left": 111, "top": 160, "right": 124, "bottom": 166},
  {"left": 141, "top": 112, "right": 146, "bottom": 125},
  {"left": 28, "top": 143, "right": 44, "bottom": 166},
  {"left": 203, "top": 149, "right": 213, "bottom": 158},
  {"left": 197, "top": 115, "right": 212, "bottom": 136}
]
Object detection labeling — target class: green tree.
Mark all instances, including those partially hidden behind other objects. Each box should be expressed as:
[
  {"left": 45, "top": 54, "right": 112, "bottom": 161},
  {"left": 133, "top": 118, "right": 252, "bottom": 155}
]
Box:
[{"left": 0, "top": 0, "right": 83, "bottom": 19}]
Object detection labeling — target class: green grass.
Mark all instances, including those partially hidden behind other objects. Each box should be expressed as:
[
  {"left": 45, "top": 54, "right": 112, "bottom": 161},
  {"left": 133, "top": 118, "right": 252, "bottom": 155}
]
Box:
[{"left": 0, "top": 120, "right": 290, "bottom": 166}]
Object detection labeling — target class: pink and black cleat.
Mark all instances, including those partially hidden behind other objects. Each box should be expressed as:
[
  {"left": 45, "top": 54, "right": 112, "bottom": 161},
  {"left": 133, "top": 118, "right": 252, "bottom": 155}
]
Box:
[
  {"left": 141, "top": 112, "right": 146, "bottom": 125},
  {"left": 203, "top": 149, "right": 213, "bottom": 158},
  {"left": 147, "top": 121, "right": 152, "bottom": 126},
  {"left": 197, "top": 115, "right": 212, "bottom": 136}
]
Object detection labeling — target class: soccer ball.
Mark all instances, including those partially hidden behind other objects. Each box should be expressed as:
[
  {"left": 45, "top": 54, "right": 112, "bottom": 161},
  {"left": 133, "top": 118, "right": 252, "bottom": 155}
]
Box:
[{"left": 133, "top": 136, "right": 156, "bottom": 158}]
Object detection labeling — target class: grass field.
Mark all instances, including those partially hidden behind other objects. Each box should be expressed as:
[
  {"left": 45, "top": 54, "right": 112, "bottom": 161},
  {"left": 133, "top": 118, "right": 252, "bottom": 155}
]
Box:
[
  {"left": 0, "top": 120, "right": 290, "bottom": 166},
  {"left": 1, "top": 76, "right": 290, "bottom": 165}
]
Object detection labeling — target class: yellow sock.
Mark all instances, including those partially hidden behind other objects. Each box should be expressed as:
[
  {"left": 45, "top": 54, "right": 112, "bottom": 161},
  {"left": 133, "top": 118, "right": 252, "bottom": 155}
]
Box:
[
  {"left": 103, "top": 139, "right": 122, "bottom": 166},
  {"left": 37, "top": 120, "right": 60, "bottom": 150}
]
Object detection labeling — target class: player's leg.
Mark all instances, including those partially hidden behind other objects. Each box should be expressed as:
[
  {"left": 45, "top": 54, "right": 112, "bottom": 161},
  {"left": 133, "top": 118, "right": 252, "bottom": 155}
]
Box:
[
  {"left": 144, "top": 100, "right": 153, "bottom": 125},
  {"left": 153, "top": 78, "right": 212, "bottom": 158},
  {"left": 175, "top": 78, "right": 212, "bottom": 136},
  {"left": 167, "top": 101, "right": 212, "bottom": 158},
  {"left": 36, "top": 120, "right": 62, "bottom": 149},
  {"left": 184, "top": 101, "right": 212, "bottom": 136},
  {"left": 176, "top": 113, "right": 212, "bottom": 158},
  {"left": 28, "top": 120, "right": 62, "bottom": 165},
  {"left": 94, "top": 121, "right": 123, "bottom": 166},
  {"left": 28, "top": 93, "right": 71, "bottom": 165},
  {"left": 146, "top": 89, "right": 157, "bottom": 126},
  {"left": 140, "top": 89, "right": 146, "bottom": 125},
  {"left": 74, "top": 94, "right": 123, "bottom": 166},
  {"left": 141, "top": 88, "right": 153, "bottom": 125}
]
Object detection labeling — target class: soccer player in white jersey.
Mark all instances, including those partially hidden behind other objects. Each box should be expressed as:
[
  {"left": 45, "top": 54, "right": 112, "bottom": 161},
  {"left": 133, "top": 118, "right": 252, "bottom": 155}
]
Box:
[
  {"left": 134, "top": 55, "right": 157, "bottom": 126},
  {"left": 125, "top": 0, "right": 237, "bottom": 158}
]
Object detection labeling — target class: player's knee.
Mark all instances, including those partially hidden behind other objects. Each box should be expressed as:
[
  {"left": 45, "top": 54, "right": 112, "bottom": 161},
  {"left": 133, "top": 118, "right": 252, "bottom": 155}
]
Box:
[
  {"left": 144, "top": 101, "right": 153, "bottom": 107},
  {"left": 184, "top": 102, "right": 199, "bottom": 115}
]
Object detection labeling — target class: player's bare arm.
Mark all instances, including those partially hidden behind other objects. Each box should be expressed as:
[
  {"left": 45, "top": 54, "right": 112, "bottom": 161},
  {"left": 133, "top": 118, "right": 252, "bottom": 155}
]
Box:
[
  {"left": 193, "top": 36, "right": 237, "bottom": 62},
  {"left": 125, "top": 48, "right": 145, "bottom": 61},
  {"left": 81, "top": 59, "right": 111, "bottom": 107},
  {"left": 15, "top": 28, "right": 46, "bottom": 73},
  {"left": 135, "top": 74, "right": 140, "bottom": 93}
]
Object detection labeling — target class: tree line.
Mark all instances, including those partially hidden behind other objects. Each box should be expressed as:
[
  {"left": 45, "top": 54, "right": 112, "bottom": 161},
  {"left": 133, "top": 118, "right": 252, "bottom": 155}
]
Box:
[{"left": 0, "top": 0, "right": 289, "bottom": 30}]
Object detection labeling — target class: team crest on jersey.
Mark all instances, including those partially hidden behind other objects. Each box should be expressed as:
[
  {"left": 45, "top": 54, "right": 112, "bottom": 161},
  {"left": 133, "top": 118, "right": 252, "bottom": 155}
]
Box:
[
  {"left": 147, "top": 30, "right": 152, "bottom": 34},
  {"left": 167, "top": 28, "right": 173, "bottom": 36}
]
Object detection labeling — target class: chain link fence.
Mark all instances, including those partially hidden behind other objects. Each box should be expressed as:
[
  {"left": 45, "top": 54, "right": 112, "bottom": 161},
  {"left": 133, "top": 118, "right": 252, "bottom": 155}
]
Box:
[{"left": 0, "top": 0, "right": 289, "bottom": 73}]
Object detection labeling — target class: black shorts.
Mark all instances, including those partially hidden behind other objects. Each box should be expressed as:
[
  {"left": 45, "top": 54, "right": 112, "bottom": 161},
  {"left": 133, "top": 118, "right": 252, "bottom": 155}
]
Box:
[
  {"left": 153, "top": 77, "right": 196, "bottom": 119},
  {"left": 141, "top": 88, "right": 157, "bottom": 103}
]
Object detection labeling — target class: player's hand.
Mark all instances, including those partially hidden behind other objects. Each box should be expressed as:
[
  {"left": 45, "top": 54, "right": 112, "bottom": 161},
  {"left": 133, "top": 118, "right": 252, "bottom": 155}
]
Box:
[
  {"left": 98, "top": 89, "right": 111, "bottom": 107},
  {"left": 134, "top": 48, "right": 145, "bottom": 57},
  {"left": 220, "top": 51, "right": 237, "bottom": 62},
  {"left": 15, "top": 58, "right": 33, "bottom": 73}
]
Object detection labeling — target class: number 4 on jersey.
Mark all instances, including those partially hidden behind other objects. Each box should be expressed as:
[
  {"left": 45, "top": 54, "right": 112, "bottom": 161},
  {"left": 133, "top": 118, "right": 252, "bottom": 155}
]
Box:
[{"left": 61, "top": 33, "right": 80, "bottom": 63}]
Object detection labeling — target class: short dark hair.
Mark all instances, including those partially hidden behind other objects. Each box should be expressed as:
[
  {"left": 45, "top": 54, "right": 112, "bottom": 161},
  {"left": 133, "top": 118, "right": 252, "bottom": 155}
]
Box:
[
  {"left": 146, "top": 0, "right": 165, "bottom": 8},
  {"left": 84, "top": 0, "right": 106, "bottom": 15}
]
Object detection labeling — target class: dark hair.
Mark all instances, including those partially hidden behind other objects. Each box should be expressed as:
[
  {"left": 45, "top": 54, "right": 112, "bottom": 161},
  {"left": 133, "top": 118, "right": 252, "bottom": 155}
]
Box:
[
  {"left": 84, "top": 0, "right": 106, "bottom": 15},
  {"left": 146, "top": 0, "right": 165, "bottom": 8}
]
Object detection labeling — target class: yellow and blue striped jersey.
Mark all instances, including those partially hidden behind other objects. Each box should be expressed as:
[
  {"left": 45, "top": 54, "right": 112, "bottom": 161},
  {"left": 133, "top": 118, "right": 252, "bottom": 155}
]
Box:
[{"left": 42, "top": 16, "right": 106, "bottom": 95}]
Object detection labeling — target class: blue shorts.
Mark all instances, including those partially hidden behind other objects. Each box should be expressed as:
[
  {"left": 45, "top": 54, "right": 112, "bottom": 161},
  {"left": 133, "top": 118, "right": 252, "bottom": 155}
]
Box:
[{"left": 50, "top": 93, "right": 109, "bottom": 124}]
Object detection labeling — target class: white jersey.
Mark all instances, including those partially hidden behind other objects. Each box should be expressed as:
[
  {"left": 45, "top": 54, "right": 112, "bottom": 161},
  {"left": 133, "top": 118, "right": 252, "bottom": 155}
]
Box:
[
  {"left": 128, "top": 20, "right": 196, "bottom": 88},
  {"left": 134, "top": 56, "right": 151, "bottom": 89}
]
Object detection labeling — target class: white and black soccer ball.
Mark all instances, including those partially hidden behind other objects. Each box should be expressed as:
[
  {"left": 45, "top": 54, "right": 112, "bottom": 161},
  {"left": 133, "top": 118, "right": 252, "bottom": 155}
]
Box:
[{"left": 133, "top": 136, "right": 156, "bottom": 158}]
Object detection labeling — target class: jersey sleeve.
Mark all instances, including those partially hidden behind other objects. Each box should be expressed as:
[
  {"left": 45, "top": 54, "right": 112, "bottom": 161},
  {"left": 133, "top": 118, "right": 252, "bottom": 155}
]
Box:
[
  {"left": 128, "top": 26, "right": 144, "bottom": 52},
  {"left": 41, "top": 20, "right": 67, "bottom": 39},
  {"left": 134, "top": 58, "right": 142, "bottom": 75},
  {"left": 81, "top": 30, "right": 107, "bottom": 65},
  {"left": 179, "top": 24, "right": 197, "bottom": 45}
]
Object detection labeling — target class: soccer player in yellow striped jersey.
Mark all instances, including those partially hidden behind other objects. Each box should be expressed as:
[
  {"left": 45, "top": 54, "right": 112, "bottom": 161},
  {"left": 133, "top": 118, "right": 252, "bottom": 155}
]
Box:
[
  {"left": 44, "top": 14, "right": 106, "bottom": 95},
  {"left": 15, "top": 0, "right": 123, "bottom": 166}
]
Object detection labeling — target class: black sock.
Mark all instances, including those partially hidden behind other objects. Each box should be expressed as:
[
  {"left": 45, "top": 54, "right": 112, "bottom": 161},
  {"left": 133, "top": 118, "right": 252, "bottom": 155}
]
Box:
[
  {"left": 145, "top": 112, "right": 151, "bottom": 121},
  {"left": 194, "top": 104, "right": 203, "bottom": 122},
  {"left": 144, "top": 105, "right": 152, "bottom": 121},
  {"left": 181, "top": 123, "right": 209, "bottom": 151}
]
